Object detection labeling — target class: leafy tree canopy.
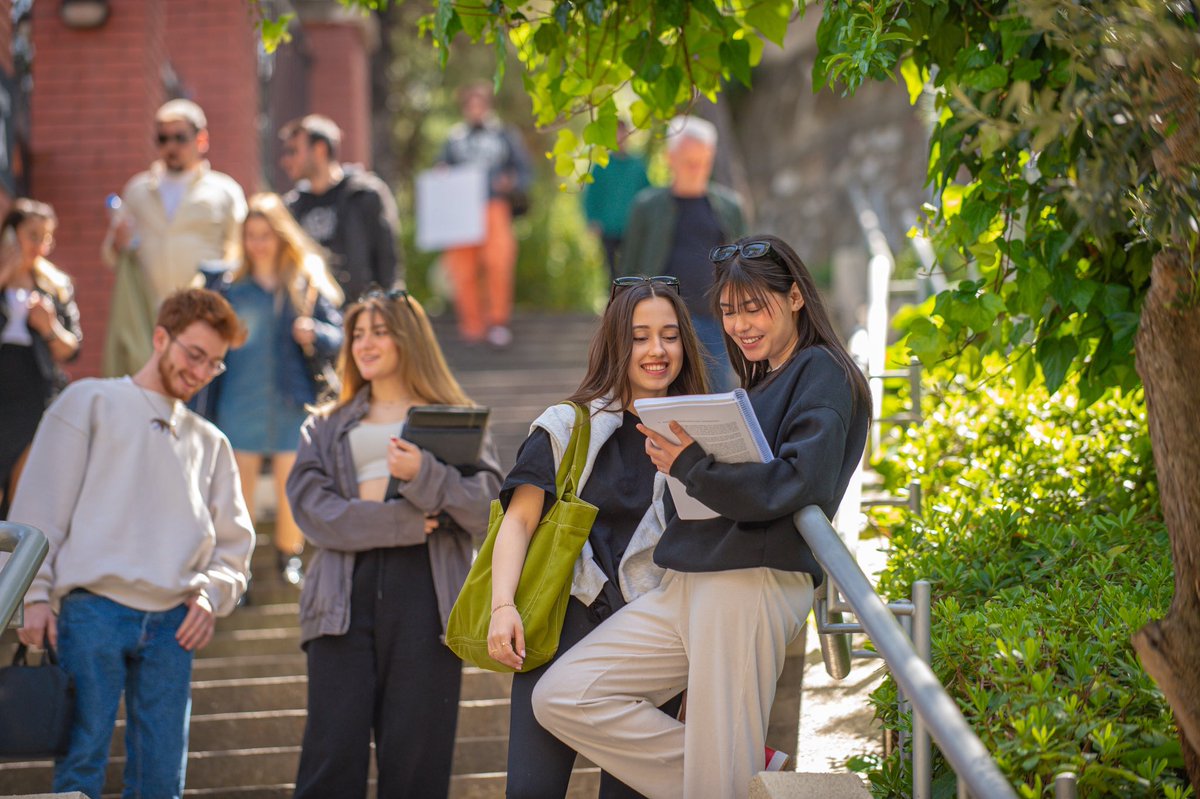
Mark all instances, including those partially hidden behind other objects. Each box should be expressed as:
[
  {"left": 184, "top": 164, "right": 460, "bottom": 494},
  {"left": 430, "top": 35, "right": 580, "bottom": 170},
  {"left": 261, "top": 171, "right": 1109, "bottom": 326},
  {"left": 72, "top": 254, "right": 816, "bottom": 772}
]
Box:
[{"left": 269, "top": 0, "right": 1199, "bottom": 402}]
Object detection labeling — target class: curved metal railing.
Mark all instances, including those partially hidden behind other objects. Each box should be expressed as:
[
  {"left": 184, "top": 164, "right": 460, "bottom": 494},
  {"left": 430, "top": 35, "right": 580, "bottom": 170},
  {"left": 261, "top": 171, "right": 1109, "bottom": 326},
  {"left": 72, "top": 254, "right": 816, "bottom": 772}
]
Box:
[
  {"left": 794, "top": 505, "right": 1018, "bottom": 799},
  {"left": 0, "top": 522, "right": 49, "bottom": 631}
]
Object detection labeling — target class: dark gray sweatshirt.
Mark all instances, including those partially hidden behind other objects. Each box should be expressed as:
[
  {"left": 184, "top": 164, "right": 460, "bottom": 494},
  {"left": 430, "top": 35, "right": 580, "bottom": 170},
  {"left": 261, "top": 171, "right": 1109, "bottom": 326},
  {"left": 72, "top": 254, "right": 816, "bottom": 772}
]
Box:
[{"left": 656, "top": 346, "right": 869, "bottom": 582}]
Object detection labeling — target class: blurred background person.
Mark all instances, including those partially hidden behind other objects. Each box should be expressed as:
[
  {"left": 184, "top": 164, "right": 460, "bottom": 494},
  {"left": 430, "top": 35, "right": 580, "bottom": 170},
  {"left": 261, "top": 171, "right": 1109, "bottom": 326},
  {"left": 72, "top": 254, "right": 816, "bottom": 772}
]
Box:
[
  {"left": 280, "top": 114, "right": 402, "bottom": 305},
  {"left": 437, "top": 82, "right": 532, "bottom": 348},
  {"left": 194, "top": 193, "right": 343, "bottom": 586},
  {"left": 621, "top": 116, "right": 746, "bottom": 391},
  {"left": 101, "top": 99, "right": 247, "bottom": 377},
  {"left": 103, "top": 99, "right": 247, "bottom": 307},
  {"left": 583, "top": 121, "right": 650, "bottom": 280},
  {"left": 0, "top": 198, "right": 81, "bottom": 518}
]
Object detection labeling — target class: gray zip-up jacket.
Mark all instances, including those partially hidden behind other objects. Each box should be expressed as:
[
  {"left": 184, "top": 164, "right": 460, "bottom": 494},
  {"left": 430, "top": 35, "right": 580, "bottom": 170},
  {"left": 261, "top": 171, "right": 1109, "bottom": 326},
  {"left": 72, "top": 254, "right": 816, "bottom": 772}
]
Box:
[
  {"left": 287, "top": 387, "right": 501, "bottom": 646},
  {"left": 531, "top": 398, "right": 668, "bottom": 606}
]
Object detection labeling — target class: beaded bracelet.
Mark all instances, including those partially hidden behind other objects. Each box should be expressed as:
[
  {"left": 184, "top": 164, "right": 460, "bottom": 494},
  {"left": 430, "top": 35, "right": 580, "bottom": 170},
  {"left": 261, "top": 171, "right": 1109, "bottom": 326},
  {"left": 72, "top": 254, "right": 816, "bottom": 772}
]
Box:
[{"left": 491, "top": 602, "right": 517, "bottom": 615}]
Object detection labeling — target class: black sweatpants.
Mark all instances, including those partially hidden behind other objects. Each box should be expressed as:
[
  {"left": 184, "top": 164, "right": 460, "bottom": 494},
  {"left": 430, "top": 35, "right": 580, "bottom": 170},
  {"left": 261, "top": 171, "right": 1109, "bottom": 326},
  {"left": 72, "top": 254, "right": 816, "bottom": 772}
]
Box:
[
  {"left": 294, "top": 545, "right": 462, "bottom": 799},
  {"left": 506, "top": 597, "right": 682, "bottom": 798}
]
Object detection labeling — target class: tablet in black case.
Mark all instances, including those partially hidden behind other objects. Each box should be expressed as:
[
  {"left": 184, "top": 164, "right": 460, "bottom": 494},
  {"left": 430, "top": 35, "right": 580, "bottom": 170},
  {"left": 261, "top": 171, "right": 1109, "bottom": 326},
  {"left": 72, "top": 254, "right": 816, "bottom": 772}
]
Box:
[{"left": 403, "top": 405, "right": 490, "bottom": 467}]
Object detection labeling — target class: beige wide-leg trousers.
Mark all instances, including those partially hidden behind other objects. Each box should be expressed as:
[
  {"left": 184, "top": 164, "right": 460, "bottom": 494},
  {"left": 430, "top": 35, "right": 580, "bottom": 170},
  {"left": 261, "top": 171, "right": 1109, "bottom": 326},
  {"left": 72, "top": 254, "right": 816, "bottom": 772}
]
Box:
[{"left": 532, "top": 567, "right": 814, "bottom": 799}]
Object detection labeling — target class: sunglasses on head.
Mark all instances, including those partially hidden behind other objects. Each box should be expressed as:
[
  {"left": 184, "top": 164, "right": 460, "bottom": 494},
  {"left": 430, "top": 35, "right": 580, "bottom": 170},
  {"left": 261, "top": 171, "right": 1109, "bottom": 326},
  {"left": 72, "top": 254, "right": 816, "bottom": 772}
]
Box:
[
  {"left": 156, "top": 132, "right": 193, "bottom": 147},
  {"left": 609, "top": 275, "right": 681, "bottom": 303},
  {"left": 359, "top": 287, "right": 415, "bottom": 312},
  {"left": 709, "top": 241, "right": 780, "bottom": 265}
]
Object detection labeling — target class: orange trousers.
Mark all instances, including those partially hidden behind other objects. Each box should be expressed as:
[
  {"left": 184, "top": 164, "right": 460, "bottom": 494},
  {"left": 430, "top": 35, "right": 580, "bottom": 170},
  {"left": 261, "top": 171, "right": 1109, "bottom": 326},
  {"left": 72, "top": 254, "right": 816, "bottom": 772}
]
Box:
[{"left": 444, "top": 199, "right": 516, "bottom": 340}]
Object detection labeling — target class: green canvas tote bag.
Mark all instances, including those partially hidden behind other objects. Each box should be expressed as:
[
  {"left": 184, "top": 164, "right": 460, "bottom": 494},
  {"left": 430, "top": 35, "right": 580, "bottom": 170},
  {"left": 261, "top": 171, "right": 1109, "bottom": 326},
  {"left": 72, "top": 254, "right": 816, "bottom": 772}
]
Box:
[{"left": 446, "top": 402, "right": 597, "bottom": 673}]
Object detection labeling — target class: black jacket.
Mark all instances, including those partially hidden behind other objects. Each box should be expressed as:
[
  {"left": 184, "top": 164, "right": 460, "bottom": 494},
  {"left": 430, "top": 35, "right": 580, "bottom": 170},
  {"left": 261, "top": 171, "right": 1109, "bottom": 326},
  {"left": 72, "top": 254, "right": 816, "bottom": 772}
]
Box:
[
  {"left": 655, "top": 346, "right": 869, "bottom": 582},
  {"left": 285, "top": 168, "right": 402, "bottom": 304},
  {"left": 0, "top": 275, "right": 82, "bottom": 403}
]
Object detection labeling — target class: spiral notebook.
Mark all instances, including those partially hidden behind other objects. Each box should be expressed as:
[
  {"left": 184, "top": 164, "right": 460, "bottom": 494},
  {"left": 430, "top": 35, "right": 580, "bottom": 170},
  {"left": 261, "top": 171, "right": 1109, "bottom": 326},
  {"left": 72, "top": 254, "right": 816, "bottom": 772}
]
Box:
[{"left": 633, "top": 389, "right": 772, "bottom": 520}]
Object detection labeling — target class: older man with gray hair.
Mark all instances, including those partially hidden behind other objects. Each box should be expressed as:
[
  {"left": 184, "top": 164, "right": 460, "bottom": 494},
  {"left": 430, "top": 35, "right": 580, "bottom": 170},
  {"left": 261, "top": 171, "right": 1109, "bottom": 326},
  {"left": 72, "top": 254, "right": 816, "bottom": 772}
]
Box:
[{"left": 621, "top": 115, "right": 746, "bottom": 390}]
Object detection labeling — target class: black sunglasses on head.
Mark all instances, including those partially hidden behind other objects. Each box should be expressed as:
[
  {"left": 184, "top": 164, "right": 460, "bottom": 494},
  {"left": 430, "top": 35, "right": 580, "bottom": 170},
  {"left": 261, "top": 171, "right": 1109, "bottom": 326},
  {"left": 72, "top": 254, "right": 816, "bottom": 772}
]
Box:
[
  {"left": 709, "top": 241, "right": 780, "bottom": 265},
  {"left": 609, "top": 275, "right": 681, "bottom": 303}
]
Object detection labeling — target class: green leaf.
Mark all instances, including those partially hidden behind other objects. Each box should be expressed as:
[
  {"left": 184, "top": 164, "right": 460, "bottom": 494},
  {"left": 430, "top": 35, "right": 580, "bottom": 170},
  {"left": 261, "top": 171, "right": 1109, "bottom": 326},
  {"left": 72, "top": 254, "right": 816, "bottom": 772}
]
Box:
[
  {"left": 533, "top": 22, "right": 560, "bottom": 55},
  {"left": 906, "top": 317, "right": 946, "bottom": 364},
  {"left": 900, "top": 57, "right": 928, "bottom": 105},
  {"left": 259, "top": 13, "right": 295, "bottom": 54},
  {"left": 583, "top": 0, "right": 605, "bottom": 26},
  {"left": 966, "top": 64, "right": 1009, "bottom": 92},
  {"left": 1037, "top": 337, "right": 1079, "bottom": 393},
  {"left": 1011, "top": 58, "right": 1043, "bottom": 82},
  {"left": 719, "top": 38, "right": 753, "bottom": 88},
  {"left": 582, "top": 99, "right": 619, "bottom": 148},
  {"left": 745, "top": 0, "right": 791, "bottom": 47},
  {"left": 1012, "top": 349, "right": 1037, "bottom": 394}
]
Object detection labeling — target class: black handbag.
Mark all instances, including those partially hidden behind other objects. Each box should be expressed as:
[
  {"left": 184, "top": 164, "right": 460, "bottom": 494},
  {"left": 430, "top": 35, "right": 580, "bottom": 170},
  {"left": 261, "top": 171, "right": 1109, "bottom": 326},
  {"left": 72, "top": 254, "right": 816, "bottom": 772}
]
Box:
[{"left": 0, "top": 643, "right": 75, "bottom": 758}]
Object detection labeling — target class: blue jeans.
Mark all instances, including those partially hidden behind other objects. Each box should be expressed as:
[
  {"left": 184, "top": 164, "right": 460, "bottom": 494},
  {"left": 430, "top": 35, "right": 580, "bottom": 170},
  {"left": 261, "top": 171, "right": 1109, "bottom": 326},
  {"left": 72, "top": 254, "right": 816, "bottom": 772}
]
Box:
[
  {"left": 691, "top": 315, "right": 737, "bottom": 393},
  {"left": 53, "top": 591, "right": 193, "bottom": 799}
]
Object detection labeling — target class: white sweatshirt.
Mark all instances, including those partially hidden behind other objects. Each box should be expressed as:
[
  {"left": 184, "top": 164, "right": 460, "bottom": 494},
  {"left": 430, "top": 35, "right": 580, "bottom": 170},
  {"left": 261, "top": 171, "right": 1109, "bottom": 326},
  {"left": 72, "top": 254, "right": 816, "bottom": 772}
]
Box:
[{"left": 10, "top": 377, "right": 254, "bottom": 616}]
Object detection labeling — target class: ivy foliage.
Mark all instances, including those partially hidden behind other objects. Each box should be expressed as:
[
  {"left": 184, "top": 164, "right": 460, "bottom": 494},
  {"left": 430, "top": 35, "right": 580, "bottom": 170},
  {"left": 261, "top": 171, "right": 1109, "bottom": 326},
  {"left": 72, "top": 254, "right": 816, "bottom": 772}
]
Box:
[
  {"left": 861, "top": 367, "right": 1187, "bottom": 798},
  {"left": 824, "top": 0, "right": 1200, "bottom": 403}
]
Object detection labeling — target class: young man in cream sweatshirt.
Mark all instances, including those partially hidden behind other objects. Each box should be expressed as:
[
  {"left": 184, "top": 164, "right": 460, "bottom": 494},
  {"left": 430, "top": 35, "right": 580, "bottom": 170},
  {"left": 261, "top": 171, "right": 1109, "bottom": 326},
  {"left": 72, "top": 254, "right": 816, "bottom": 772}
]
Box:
[{"left": 12, "top": 288, "right": 255, "bottom": 799}]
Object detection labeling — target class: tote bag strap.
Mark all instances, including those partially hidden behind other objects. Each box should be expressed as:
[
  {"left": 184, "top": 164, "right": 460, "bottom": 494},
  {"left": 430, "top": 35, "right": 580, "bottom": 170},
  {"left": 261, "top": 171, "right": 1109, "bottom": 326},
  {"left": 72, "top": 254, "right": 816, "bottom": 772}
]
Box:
[{"left": 553, "top": 402, "right": 591, "bottom": 499}]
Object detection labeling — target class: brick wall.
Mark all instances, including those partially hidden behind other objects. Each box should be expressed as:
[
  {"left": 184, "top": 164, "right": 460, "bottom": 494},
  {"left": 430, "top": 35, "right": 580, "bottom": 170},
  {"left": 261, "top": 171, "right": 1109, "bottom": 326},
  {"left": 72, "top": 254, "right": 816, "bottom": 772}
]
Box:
[
  {"left": 165, "top": 0, "right": 260, "bottom": 195},
  {"left": 30, "top": 0, "right": 167, "bottom": 378},
  {"left": 25, "top": 1, "right": 373, "bottom": 378},
  {"left": 29, "top": 0, "right": 260, "bottom": 378},
  {"left": 302, "top": 22, "right": 370, "bottom": 168},
  {"left": 0, "top": 0, "right": 14, "bottom": 216}
]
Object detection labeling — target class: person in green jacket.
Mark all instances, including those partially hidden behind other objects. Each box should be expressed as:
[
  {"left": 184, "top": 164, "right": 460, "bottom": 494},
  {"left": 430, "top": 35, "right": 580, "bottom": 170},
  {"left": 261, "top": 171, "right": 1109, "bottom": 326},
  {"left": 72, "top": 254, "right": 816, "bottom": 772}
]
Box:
[
  {"left": 583, "top": 121, "right": 651, "bottom": 279},
  {"left": 620, "top": 116, "right": 747, "bottom": 391}
]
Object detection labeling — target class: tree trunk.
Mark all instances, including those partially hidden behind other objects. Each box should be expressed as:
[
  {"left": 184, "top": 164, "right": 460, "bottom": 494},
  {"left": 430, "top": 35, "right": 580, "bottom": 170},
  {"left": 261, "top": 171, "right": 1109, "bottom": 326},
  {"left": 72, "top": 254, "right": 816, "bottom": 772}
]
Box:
[{"left": 1131, "top": 57, "right": 1200, "bottom": 789}]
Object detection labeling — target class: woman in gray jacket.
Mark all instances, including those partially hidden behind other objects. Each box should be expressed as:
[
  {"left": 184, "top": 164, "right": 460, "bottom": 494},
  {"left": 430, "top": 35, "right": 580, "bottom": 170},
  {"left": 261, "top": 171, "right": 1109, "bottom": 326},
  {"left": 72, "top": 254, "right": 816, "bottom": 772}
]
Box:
[{"left": 286, "top": 290, "right": 500, "bottom": 799}]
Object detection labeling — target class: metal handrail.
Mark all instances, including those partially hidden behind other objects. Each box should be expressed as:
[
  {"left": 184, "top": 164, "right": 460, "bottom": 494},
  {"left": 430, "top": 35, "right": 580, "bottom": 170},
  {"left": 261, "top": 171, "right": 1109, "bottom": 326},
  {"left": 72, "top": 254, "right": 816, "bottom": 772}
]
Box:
[
  {"left": 794, "top": 506, "right": 1018, "bottom": 799},
  {"left": 0, "top": 522, "right": 49, "bottom": 630}
]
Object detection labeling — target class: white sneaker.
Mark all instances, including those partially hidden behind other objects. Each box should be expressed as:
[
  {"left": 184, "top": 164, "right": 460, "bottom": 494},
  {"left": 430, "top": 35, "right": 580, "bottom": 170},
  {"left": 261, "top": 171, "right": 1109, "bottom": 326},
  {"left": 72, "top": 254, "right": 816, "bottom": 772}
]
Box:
[{"left": 486, "top": 325, "right": 513, "bottom": 348}]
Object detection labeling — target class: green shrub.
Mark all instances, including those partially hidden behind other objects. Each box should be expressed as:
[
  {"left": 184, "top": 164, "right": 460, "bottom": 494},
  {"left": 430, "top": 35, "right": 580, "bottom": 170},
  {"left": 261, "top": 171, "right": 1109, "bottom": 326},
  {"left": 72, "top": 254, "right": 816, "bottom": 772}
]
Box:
[{"left": 854, "top": 372, "right": 1188, "bottom": 798}]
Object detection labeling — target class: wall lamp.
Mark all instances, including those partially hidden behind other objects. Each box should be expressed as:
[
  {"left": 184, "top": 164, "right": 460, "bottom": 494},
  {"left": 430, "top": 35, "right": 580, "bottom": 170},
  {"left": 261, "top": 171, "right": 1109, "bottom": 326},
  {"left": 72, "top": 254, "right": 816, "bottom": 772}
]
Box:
[{"left": 60, "top": 0, "right": 110, "bottom": 30}]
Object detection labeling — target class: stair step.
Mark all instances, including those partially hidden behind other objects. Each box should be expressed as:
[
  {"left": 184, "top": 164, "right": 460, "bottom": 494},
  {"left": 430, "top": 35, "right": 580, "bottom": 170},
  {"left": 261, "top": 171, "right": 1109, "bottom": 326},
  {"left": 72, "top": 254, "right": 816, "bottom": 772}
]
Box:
[
  {"left": 460, "top": 667, "right": 513, "bottom": 701},
  {"left": 750, "top": 772, "right": 871, "bottom": 799},
  {"left": 214, "top": 603, "right": 300, "bottom": 632},
  {"left": 192, "top": 653, "right": 307, "bottom": 679},
  {"left": 190, "top": 676, "right": 307, "bottom": 715},
  {"left": 4, "top": 739, "right": 592, "bottom": 794},
  {"left": 199, "top": 627, "right": 300, "bottom": 658}
]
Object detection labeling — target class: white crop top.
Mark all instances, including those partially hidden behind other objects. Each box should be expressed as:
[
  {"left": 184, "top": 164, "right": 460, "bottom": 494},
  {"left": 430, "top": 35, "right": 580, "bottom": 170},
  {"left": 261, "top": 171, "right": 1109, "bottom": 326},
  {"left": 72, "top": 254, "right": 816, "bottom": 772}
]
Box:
[{"left": 348, "top": 421, "right": 404, "bottom": 483}]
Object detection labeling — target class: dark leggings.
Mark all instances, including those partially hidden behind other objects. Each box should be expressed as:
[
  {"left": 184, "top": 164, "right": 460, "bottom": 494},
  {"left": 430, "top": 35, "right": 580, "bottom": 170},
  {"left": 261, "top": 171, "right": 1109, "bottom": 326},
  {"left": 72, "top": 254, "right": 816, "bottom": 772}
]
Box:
[
  {"left": 294, "top": 545, "right": 462, "bottom": 799},
  {"left": 506, "top": 597, "right": 682, "bottom": 798}
]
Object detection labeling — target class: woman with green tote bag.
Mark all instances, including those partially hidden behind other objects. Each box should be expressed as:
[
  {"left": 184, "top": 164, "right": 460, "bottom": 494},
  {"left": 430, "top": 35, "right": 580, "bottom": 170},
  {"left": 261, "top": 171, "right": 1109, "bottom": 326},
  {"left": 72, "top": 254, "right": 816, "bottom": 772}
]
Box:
[{"left": 488, "top": 278, "right": 709, "bottom": 798}]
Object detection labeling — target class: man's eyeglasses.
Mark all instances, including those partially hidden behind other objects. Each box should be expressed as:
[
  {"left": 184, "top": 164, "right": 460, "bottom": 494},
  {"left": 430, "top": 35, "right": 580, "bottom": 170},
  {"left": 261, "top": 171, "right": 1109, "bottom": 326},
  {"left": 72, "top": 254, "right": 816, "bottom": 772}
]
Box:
[
  {"left": 156, "top": 132, "right": 193, "bottom": 147},
  {"left": 168, "top": 335, "right": 226, "bottom": 376},
  {"left": 609, "top": 275, "right": 681, "bottom": 302},
  {"left": 709, "top": 241, "right": 780, "bottom": 265}
]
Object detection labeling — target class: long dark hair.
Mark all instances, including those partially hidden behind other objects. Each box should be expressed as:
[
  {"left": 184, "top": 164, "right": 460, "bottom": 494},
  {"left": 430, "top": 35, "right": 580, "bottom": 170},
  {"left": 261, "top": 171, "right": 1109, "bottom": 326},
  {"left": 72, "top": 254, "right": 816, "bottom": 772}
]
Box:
[
  {"left": 568, "top": 282, "right": 710, "bottom": 408},
  {"left": 710, "top": 234, "right": 870, "bottom": 411}
]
